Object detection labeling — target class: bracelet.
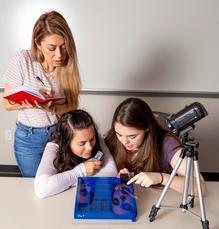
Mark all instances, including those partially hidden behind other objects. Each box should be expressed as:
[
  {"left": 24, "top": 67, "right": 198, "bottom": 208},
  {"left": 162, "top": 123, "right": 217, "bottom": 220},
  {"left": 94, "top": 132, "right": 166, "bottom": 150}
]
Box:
[{"left": 158, "top": 172, "right": 163, "bottom": 185}]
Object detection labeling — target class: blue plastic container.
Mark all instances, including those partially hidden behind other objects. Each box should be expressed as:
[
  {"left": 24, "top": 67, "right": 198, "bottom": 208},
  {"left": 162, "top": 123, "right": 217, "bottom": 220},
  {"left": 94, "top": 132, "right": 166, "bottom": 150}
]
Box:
[{"left": 74, "top": 177, "right": 137, "bottom": 222}]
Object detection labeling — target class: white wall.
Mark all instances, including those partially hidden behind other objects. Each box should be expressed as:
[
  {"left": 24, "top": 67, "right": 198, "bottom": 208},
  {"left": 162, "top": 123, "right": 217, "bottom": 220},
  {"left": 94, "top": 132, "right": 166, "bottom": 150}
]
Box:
[
  {"left": 1, "top": 0, "right": 219, "bottom": 92},
  {"left": 1, "top": 93, "right": 218, "bottom": 173},
  {"left": 0, "top": 1, "right": 218, "bottom": 172}
]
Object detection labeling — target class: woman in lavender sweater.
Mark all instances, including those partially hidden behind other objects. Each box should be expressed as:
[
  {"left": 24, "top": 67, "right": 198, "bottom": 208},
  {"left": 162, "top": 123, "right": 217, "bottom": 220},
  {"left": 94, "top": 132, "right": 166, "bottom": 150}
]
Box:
[{"left": 105, "top": 98, "right": 206, "bottom": 196}]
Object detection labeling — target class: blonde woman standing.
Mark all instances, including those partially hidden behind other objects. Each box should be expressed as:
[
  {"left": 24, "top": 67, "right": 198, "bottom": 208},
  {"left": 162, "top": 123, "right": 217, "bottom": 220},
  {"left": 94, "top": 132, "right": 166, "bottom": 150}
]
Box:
[{"left": 2, "top": 11, "right": 80, "bottom": 177}]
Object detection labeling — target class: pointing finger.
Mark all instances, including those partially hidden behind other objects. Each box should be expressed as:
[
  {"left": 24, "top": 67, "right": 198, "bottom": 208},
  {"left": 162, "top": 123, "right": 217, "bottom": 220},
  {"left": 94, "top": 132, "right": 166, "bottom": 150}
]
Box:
[{"left": 127, "top": 173, "right": 142, "bottom": 185}]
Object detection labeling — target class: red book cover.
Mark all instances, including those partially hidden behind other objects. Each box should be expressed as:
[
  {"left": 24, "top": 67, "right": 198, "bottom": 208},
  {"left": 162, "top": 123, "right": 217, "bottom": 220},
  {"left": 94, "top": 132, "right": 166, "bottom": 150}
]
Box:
[{"left": 4, "top": 86, "right": 65, "bottom": 105}]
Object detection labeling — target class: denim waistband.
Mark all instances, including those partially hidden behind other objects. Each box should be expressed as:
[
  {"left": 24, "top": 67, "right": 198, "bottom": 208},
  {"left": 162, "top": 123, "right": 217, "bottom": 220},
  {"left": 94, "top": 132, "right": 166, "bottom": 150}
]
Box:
[{"left": 16, "top": 121, "right": 57, "bottom": 131}]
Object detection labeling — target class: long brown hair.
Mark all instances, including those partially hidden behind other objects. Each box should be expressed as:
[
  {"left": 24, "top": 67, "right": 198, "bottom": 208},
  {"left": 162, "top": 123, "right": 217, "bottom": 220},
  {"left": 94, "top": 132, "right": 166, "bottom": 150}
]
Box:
[
  {"left": 30, "top": 10, "right": 80, "bottom": 109},
  {"left": 105, "top": 97, "right": 176, "bottom": 173},
  {"left": 52, "top": 110, "right": 100, "bottom": 172}
]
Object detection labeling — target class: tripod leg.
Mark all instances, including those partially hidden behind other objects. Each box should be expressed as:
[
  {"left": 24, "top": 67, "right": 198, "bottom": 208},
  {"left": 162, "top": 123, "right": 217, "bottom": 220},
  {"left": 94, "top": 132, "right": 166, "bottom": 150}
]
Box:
[
  {"left": 149, "top": 156, "right": 184, "bottom": 222},
  {"left": 188, "top": 162, "right": 195, "bottom": 208},
  {"left": 180, "top": 157, "right": 192, "bottom": 211},
  {"left": 193, "top": 159, "right": 209, "bottom": 228}
]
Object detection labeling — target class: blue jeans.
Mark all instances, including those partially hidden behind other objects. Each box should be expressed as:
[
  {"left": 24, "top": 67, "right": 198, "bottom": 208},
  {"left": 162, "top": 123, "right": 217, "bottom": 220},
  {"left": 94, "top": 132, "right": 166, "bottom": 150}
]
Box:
[{"left": 14, "top": 122, "right": 56, "bottom": 177}]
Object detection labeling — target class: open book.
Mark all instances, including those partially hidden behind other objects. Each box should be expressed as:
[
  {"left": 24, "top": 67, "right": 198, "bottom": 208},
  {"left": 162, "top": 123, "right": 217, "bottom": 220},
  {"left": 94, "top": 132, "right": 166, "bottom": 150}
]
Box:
[{"left": 4, "top": 85, "right": 65, "bottom": 105}]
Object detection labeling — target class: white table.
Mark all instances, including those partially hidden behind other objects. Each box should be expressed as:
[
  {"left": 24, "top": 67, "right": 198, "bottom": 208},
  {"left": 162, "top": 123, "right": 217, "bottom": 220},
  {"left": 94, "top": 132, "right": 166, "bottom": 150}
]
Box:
[{"left": 0, "top": 177, "right": 218, "bottom": 229}]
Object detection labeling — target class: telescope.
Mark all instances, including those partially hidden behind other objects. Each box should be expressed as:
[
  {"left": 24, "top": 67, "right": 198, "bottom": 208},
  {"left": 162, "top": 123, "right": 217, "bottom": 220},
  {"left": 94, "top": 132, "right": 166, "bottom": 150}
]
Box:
[
  {"left": 166, "top": 102, "right": 208, "bottom": 134},
  {"left": 149, "top": 102, "right": 209, "bottom": 229}
]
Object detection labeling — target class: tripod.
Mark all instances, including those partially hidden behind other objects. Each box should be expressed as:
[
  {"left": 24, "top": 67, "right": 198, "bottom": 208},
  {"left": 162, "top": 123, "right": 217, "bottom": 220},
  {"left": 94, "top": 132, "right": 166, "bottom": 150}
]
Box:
[{"left": 149, "top": 132, "right": 209, "bottom": 229}]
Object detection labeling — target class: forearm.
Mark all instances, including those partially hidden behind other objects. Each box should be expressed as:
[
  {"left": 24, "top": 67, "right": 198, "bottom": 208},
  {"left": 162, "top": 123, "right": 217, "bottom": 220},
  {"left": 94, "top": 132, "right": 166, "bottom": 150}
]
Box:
[
  {"left": 3, "top": 99, "right": 69, "bottom": 114},
  {"left": 2, "top": 99, "right": 23, "bottom": 111},
  {"left": 34, "top": 163, "right": 86, "bottom": 198},
  {"left": 161, "top": 173, "right": 207, "bottom": 197},
  {"left": 3, "top": 84, "right": 24, "bottom": 111}
]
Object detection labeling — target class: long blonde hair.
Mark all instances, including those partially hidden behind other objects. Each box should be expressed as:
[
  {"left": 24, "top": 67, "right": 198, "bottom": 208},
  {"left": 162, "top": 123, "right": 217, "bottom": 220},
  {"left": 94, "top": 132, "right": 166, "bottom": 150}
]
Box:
[{"left": 30, "top": 10, "right": 80, "bottom": 109}]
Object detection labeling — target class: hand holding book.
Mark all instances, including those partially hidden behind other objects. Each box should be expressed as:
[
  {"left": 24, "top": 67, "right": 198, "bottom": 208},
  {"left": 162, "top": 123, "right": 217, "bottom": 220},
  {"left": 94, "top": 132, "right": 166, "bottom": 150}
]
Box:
[
  {"left": 36, "top": 76, "right": 54, "bottom": 98},
  {"left": 35, "top": 88, "right": 55, "bottom": 111},
  {"left": 4, "top": 85, "right": 65, "bottom": 106},
  {"left": 38, "top": 87, "right": 54, "bottom": 98}
]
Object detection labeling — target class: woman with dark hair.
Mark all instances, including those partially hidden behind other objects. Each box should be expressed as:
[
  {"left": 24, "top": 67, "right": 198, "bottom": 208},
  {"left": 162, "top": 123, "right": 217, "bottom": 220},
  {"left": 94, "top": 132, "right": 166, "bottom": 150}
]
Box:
[
  {"left": 34, "top": 110, "right": 117, "bottom": 198},
  {"left": 3, "top": 11, "right": 81, "bottom": 177},
  {"left": 105, "top": 98, "right": 206, "bottom": 196}
]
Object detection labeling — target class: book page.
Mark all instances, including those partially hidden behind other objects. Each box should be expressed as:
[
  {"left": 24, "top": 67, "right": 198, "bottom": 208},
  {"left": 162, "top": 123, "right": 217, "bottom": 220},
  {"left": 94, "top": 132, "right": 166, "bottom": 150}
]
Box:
[{"left": 6, "top": 85, "right": 45, "bottom": 99}]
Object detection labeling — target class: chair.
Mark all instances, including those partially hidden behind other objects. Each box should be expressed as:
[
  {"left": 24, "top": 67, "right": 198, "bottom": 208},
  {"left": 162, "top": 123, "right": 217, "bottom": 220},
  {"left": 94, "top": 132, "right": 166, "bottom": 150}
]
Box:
[{"left": 153, "top": 111, "right": 170, "bottom": 130}]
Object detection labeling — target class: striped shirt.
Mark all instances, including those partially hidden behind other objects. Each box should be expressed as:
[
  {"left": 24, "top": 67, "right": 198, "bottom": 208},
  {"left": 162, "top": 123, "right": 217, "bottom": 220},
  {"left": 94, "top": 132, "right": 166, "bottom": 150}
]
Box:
[{"left": 4, "top": 50, "right": 64, "bottom": 127}]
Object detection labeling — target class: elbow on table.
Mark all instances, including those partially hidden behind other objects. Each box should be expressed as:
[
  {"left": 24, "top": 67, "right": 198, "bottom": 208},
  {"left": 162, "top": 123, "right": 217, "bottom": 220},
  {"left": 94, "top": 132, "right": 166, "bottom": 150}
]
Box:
[
  {"left": 34, "top": 178, "right": 52, "bottom": 199},
  {"left": 34, "top": 185, "right": 49, "bottom": 199}
]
